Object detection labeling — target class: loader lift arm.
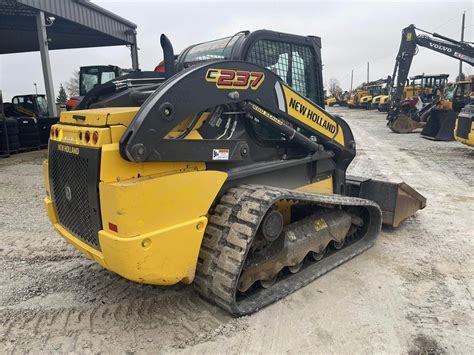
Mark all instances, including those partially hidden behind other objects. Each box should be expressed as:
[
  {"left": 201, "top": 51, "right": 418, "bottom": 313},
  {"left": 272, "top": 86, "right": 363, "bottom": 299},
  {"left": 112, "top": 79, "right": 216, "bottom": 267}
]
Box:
[
  {"left": 120, "top": 60, "right": 356, "bottom": 192},
  {"left": 387, "top": 25, "right": 474, "bottom": 126}
]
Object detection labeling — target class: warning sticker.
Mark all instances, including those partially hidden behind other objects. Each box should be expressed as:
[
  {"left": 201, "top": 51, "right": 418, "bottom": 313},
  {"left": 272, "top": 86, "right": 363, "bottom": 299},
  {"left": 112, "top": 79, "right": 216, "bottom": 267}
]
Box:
[
  {"left": 212, "top": 149, "right": 229, "bottom": 160},
  {"left": 313, "top": 218, "right": 328, "bottom": 231}
]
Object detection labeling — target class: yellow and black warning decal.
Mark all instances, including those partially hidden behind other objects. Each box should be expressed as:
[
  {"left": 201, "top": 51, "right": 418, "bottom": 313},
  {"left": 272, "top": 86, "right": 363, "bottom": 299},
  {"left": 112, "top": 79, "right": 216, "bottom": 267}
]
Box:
[
  {"left": 205, "top": 69, "right": 265, "bottom": 90},
  {"left": 279, "top": 84, "right": 345, "bottom": 146}
]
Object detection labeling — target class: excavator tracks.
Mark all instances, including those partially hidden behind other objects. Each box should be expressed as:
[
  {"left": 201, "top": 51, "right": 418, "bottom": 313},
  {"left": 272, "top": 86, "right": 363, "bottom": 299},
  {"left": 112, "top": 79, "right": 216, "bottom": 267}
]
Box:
[{"left": 194, "top": 185, "right": 382, "bottom": 316}]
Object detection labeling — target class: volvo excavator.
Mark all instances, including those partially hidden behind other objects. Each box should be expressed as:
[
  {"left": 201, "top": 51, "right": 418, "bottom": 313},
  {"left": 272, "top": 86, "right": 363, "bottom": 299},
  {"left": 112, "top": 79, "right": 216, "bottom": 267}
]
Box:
[
  {"left": 387, "top": 25, "right": 474, "bottom": 135},
  {"left": 44, "top": 30, "right": 426, "bottom": 316}
]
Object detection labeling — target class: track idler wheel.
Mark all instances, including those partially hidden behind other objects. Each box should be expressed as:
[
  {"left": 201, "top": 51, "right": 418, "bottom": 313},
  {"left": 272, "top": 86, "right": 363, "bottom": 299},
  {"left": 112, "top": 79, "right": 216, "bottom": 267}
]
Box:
[
  {"left": 331, "top": 238, "right": 345, "bottom": 250},
  {"left": 310, "top": 247, "right": 326, "bottom": 261},
  {"left": 288, "top": 261, "right": 304, "bottom": 274},
  {"left": 260, "top": 275, "right": 278, "bottom": 289},
  {"left": 261, "top": 209, "right": 284, "bottom": 242}
]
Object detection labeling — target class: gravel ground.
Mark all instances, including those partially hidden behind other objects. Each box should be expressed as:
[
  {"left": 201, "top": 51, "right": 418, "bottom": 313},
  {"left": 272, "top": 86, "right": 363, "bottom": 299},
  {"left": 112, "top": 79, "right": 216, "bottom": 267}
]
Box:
[{"left": 0, "top": 107, "right": 473, "bottom": 354}]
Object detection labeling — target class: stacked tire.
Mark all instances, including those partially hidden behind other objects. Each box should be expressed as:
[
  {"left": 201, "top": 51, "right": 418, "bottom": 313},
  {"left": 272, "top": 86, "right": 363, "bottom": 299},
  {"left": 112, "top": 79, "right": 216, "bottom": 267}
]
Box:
[
  {"left": 37, "top": 117, "right": 59, "bottom": 145},
  {"left": 16, "top": 117, "right": 41, "bottom": 149},
  {"left": 0, "top": 117, "right": 20, "bottom": 153}
]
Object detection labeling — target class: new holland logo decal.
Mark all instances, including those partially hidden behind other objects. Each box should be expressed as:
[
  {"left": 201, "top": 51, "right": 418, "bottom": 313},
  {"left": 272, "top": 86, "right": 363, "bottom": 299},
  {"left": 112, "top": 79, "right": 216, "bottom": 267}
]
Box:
[
  {"left": 58, "top": 144, "right": 80, "bottom": 155},
  {"left": 205, "top": 69, "right": 265, "bottom": 90}
]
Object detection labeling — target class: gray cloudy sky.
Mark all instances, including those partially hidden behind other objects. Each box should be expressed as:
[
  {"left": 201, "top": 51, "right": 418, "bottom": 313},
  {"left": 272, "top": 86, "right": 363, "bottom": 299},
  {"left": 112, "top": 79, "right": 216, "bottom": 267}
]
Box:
[{"left": 0, "top": 0, "right": 472, "bottom": 101}]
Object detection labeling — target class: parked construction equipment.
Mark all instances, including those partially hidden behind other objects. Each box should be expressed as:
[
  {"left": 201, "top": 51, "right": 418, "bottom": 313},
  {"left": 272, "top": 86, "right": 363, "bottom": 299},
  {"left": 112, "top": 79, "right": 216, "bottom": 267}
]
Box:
[
  {"left": 44, "top": 30, "right": 426, "bottom": 316},
  {"left": 421, "top": 78, "right": 473, "bottom": 141},
  {"left": 3, "top": 94, "right": 58, "bottom": 149},
  {"left": 358, "top": 78, "right": 390, "bottom": 109},
  {"left": 386, "top": 25, "right": 474, "bottom": 135},
  {"left": 66, "top": 65, "right": 130, "bottom": 110}
]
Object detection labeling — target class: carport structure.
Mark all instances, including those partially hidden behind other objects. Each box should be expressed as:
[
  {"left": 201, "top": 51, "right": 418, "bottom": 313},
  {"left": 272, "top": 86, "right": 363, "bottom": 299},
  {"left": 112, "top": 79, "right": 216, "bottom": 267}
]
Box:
[{"left": 0, "top": 0, "right": 139, "bottom": 116}]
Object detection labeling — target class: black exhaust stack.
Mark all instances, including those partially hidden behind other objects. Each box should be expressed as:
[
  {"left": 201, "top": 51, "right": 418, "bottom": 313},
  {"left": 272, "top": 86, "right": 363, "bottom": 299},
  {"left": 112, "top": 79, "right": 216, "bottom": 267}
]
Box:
[{"left": 160, "top": 34, "right": 176, "bottom": 79}]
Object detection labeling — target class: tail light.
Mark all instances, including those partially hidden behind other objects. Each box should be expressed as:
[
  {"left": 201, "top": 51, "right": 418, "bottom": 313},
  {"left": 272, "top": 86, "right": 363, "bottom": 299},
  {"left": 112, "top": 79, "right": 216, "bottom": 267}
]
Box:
[
  {"left": 92, "top": 131, "right": 99, "bottom": 145},
  {"left": 84, "top": 131, "right": 91, "bottom": 143}
]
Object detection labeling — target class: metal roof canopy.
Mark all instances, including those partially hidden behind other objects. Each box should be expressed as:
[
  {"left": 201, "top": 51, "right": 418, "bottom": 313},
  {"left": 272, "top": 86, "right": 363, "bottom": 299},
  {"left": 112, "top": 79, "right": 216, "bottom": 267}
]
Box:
[{"left": 0, "top": 0, "right": 139, "bottom": 116}]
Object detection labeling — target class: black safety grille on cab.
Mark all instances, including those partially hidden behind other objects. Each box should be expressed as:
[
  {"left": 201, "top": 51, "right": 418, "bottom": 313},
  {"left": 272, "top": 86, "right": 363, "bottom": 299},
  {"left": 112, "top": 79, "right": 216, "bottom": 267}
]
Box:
[
  {"left": 456, "top": 117, "right": 471, "bottom": 140},
  {"left": 49, "top": 144, "right": 102, "bottom": 249},
  {"left": 246, "top": 39, "right": 324, "bottom": 107}
]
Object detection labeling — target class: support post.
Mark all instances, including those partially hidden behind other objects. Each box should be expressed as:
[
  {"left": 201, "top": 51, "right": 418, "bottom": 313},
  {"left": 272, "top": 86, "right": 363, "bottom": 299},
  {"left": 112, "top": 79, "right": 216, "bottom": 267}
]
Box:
[
  {"left": 131, "top": 33, "right": 139, "bottom": 70},
  {"left": 36, "top": 11, "right": 57, "bottom": 117},
  {"left": 459, "top": 11, "right": 466, "bottom": 79},
  {"left": 350, "top": 70, "right": 353, "bottom": 92},
  {"left": 367, "top": 62, "right": 369, "bottom": 84}
]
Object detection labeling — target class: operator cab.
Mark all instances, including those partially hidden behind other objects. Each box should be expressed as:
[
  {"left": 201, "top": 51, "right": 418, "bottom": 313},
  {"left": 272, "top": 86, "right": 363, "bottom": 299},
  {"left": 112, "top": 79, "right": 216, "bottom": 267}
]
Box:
[
  {"left": 177, "top": 30, "right": 324, "bottom": 107},
  {"left": 79, "top": 65, "right": 127, "bottom": 96},
  {"left": 444, "top": 79, "right": 474, "bottom": 111},
  {"left": 5, "top": 94, "right": 49, "bottom": 117},
  {"left": 77, "top": 30, "right": 325, "bottom": 112},
  {"left": 409, "top": 74, "right": 449, "bottom": 102}
]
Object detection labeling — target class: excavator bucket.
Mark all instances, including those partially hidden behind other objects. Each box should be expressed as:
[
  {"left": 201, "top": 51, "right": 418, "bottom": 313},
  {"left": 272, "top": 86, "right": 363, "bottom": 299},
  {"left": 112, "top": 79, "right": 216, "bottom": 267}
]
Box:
[
  {"left": 347, "top": 176, "right": 426, "bottom": 228},
  {"left": 388, "top": 113, "right": 424, "bottom": 133},
  {"left": 420, "top": 108, "right": 455, "bottom": 141}
]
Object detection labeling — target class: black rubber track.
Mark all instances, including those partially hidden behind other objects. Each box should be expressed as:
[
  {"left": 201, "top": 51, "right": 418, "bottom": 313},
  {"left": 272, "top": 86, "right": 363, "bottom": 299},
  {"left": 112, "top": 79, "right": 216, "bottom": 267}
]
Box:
[
  {"left": 0, "top": 117, "right": 18, "bottom": 128},
  {"left": 20, "top": 140, "right": 41, "bottom": 148},
  {"left": 18, "top": 126, "right": 39, "bottom": 133},
  {"left": 0, "top": 142, "right": 20, "bottom": 151},
  {"left": 0, "top": 135, "right": 20, "bottom": 144},
  {"left": 19, "top": 132, "right": 41, "bottom": 140},
  {"left": 0, "top": 127, "right": 19, "bottom": 135},
  {"left": 194, "top": 184, "right": 382, "bottom": 316}
]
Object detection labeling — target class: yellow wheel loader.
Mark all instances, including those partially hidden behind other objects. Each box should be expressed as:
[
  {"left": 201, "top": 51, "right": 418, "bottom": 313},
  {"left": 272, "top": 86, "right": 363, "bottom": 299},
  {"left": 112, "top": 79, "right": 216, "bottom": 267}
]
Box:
[
  {"left": 453, "top": 79, "right": 474, "bottom": 146},
  {"left": 44, "top": 30, "right": 425, "bottom": 316},
  {"left": 359, "top": 78, "right": 390, "bottom": 109},
  {"left": 420, "top": 78, "right": 472, "bottom": 141}
]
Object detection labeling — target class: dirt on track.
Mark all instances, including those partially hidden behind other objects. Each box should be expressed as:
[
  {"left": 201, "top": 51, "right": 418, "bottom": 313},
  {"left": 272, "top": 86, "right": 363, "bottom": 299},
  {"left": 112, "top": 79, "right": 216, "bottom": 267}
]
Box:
[{"left": 0, "top": 107, "right": 473, "bottom": 354}]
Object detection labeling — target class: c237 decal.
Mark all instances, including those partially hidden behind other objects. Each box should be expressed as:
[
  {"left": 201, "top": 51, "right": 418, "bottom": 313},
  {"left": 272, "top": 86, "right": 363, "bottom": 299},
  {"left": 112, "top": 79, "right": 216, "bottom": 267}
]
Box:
[{"left": 205, "top": 69, "right": 265, "bottom": 90}]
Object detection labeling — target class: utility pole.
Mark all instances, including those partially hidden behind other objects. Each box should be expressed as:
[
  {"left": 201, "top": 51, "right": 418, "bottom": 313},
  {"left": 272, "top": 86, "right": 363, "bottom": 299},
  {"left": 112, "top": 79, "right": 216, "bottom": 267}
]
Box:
[
  {"left": 459, "top": 11, "right": 466, "bottom": 79},
  {"left": 367, "top": 62, "right": 370, "bottom": 84},
  {"left": 350, "top": 70, "right": 353, "bottom": 92}
]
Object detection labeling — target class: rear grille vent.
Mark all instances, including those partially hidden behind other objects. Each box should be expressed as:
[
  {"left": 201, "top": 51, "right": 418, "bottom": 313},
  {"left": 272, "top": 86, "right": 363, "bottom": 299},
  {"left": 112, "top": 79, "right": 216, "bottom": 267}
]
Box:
[{"left": 49, "top": 143, "right": 102, "bottom": 249}]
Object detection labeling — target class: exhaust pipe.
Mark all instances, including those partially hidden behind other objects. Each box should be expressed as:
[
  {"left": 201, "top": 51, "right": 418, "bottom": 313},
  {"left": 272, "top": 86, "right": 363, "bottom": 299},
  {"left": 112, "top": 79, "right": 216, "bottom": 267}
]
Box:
[{"left": 160, "top": 34, "right": 176, "bottom": 79}]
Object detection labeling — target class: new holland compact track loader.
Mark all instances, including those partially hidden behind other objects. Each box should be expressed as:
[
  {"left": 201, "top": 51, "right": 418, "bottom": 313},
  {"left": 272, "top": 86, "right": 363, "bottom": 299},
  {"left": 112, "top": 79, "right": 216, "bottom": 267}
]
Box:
[{"left": 44, "top": 30, "right": 426, "bottom": 316}]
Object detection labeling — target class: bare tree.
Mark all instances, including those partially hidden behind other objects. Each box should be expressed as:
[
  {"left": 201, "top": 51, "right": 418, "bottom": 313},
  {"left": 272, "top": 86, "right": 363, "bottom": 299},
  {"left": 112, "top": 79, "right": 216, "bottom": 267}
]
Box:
[
  {"left": 328, "top": 78, "right": 342, "bottom": 97},
  {"left": 65, "top": 70, "right": 79, "bottom": 97}
]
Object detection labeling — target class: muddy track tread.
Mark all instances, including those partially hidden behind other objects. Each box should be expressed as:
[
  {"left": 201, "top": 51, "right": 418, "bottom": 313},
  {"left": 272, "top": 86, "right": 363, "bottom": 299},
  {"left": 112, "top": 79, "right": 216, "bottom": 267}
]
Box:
[{"left": 194, "top": 184, "right": 382, "bottom": 316}]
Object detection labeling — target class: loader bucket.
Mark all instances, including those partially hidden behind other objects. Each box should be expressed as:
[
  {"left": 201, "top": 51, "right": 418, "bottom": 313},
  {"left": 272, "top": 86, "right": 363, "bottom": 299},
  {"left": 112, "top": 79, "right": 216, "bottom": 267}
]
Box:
[
  {"left": 420, "top": 109, "right": 455, "bottom": 141},
  {"left": 388, "top": 113, "right": 424, "bottom": 133},
  {"left": 346, "top": 176, "right": 426, "bottom": 228}
]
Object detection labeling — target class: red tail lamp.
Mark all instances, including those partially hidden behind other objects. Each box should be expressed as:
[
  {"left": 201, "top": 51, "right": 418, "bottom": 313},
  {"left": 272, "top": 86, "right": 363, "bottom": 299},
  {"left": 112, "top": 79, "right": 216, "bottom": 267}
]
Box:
[
  {"left": 92, "top": 131, "right": 99, "bottom": 145},
  {"left": 84, "top": 130, "right": 91, "bottom": 143}
]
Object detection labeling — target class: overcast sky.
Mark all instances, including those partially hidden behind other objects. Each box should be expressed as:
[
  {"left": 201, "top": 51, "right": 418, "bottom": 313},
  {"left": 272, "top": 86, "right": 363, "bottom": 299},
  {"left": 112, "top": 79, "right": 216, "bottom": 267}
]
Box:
[{"left": 0, "top": 0, "right": 472, "bottom": 101}]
